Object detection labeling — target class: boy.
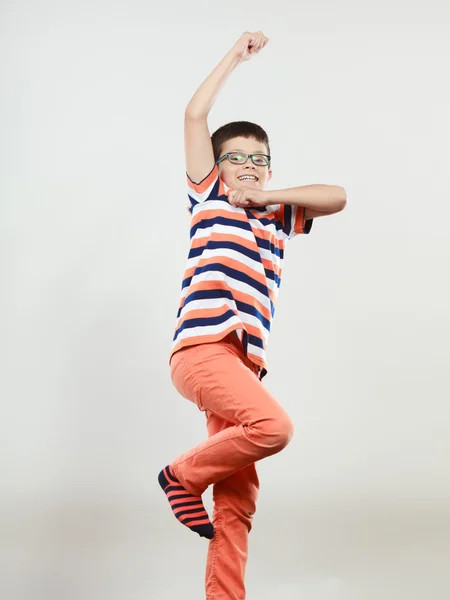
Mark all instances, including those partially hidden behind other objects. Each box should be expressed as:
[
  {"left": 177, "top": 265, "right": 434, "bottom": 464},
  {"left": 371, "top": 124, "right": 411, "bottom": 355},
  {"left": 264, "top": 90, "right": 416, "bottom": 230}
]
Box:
[{"left": 159, "top": 31, "right": 347, "bottom": 599}]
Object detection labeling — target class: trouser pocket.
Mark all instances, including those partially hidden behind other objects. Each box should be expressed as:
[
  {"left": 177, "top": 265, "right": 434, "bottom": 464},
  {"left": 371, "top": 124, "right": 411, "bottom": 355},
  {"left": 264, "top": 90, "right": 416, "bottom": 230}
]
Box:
[{"left": 170, "top": 350, "right": 204, "bottom": 411}]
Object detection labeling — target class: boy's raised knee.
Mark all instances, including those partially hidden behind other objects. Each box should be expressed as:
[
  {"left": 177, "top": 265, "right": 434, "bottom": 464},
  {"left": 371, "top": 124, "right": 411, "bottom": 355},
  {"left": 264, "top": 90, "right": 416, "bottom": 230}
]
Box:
[
  {"left": 249, "top": 413, "right": 294, "bottom": 451},
  {"left": 275, "top": 415, "right": 294, "bottom": 449}
]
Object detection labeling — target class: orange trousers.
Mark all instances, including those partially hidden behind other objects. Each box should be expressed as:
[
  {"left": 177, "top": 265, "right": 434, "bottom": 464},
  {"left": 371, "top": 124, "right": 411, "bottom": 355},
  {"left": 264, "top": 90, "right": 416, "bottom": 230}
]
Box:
[{"left": 169, "top": 331, "right": 294, "bottom": 600}]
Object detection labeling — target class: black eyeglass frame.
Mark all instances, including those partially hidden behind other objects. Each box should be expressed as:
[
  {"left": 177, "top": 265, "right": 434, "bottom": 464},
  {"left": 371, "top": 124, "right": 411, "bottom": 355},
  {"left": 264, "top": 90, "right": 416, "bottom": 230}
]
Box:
[{"left": 216, "top": 152, "right": 271, "bottom": 168}]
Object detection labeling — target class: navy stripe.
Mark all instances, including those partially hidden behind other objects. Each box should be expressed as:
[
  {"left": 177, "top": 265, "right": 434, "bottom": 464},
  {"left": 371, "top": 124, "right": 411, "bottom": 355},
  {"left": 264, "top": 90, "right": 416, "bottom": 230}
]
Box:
[
  {"left": 177, "top": 289, "right": 234, "bottom": 317},
  {"left": 282, "top": 205, "right": 293, "bottom": 236},
  {"left": 174, "top": 309, "right": 237, "bottom": 341},
  {"left": 207, "top": 177, "right": 224, "bottom": 200},
  {"left": 182, "top": 515, "right": 210, "bottom": 524},
  {"left": 187, "top": 194, "right": 198, "bottom": 215},
  {"left": 190, "top": 216, "right": 252, "bottom": 239},
  {"left": 255, "top": 235, "right": 284, "bottom": 259},
  {"left": 165, "top": 484, "right": 189, "bottom": 493},
  {"left": 182, "top": 264, "right": 270, "bottom": 297},
  {"left": 264, "top": 269, "right": 281, "bottom": 287},
  {"left": 188, "top": 240, "right": 281, "bottom": 284},
  {"left": 247, "top": 333, "right": 265, "bottom": 350},
  {"left": 176, "top": 508, "right": 207, "bottom": 518},
  {"left": 188, "top": 240, "right": 262, "bottom": 264},
  {"left": 171, "top": 501, "right": 204, "bottom": 510},
  {"left": 164, "top": 487, "right": 196, "bottom": 501},
  {"left": 187, "top": 243, "right": 280, "bottom": 286},
  {"left": 177, "top": 289, "right": 271, "bottom": 331}
]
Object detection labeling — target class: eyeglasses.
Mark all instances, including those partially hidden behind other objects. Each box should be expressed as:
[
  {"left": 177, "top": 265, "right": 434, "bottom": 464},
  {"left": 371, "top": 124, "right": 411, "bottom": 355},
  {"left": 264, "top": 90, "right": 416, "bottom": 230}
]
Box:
[{"left": 216, "top": 152, "right": 271, "bottom": 167}]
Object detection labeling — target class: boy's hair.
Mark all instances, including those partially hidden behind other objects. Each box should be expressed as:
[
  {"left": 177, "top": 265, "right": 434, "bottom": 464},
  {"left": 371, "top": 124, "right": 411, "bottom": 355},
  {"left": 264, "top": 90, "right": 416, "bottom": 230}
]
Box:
[{"left": 211, "top": 121, "right": 271, "bottom": 164}]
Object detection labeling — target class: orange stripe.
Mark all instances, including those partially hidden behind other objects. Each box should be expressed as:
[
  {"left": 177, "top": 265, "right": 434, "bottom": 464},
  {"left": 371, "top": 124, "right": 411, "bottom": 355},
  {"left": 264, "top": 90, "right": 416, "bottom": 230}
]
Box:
[
  {"left": 182, "top": 257, "right": 271, "bottom": 284},
  {"left": 261, "top": 256, "right": 282, "bottom": 279},
  {"left": 167, "top": 489, "right": 197, "bottom": 499},
  {"left": 190, "top": 233, "right": 282, "bottom": 280},
  {"left": 202, "top": 255, "right": 266, "bottom": 286},
  {"left": 191, "top": 213, "right": 286, "bottom": 254},
  {"left": 191, "top": 207, "right": 250, "bottom": 229},
  {"left": 182, "top": 515, "right": 211, "bottom": 526},
  {"left": 171, "top": 499, "right": 202, "bottom": 508},
  {"left": 187, "top": 165, "right": 218, "bottom": 194},
  {"left": 293, "top": 205, "right": 306, "bottom": 234},
  {"left": 180, "top": 511, "right": 208, "bottom": 521},
  {"left": 181, "top": 256, "right": 266, "bottom": 291},
  {"left": 246, "top": 350, "right": 266, "bottom": 371},
  {"left": 275, "top": 204, "right": 286, "bottom": 227},
  {"left": 173, "top": 505, "right": 204, "bottom": 516}
]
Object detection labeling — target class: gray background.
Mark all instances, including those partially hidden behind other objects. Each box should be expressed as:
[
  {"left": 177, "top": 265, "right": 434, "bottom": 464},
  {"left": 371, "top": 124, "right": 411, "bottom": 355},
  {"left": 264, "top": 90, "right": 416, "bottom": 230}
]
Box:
[{"left": 2, "top": 0, "right": 450, "bottom": 598}]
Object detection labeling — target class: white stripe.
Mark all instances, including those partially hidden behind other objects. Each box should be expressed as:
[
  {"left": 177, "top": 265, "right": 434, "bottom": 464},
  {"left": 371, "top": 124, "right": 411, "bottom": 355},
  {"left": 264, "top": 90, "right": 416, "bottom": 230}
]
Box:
[
  {"left": 288, "top": 205, "right": 299, "bottom": 238},
  {"left": 246, "top": 342, "right": 265, "bottom": 360},
  {"left": 184, "top": 271, "right": 274, "bottom": 310},
  {"left": 193, "top": 199, "right": 238, "bottom": 213},
  {"left": 193, "top": 222, "right": 256, "bottom": 243},
  {"left": 191, "top": 222, "right": 284, "bottom": 264},
  {"left": 187, "top": 176, "right": 219, "bottom": 203},
  {"left": 193, "top": 210, "right": 286, "bottom": 245},
  {"left": 185, "top": 247, "right": 263, "bottom": 274},
  {"left": 187, "top": 240, "right": 282, "bottom": 271},
  {"left": 178, "top": 271, "right": 276, "bottom": 310},
  {"left": 180, "top": 258, "right": 280, "bottom": 301}
]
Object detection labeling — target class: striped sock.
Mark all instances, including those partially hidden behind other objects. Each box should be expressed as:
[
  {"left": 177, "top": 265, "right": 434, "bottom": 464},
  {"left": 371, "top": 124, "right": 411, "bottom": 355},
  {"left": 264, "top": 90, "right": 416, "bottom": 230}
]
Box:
[{"left": 158, "top": 465, "right": 214, "bottom": 540}]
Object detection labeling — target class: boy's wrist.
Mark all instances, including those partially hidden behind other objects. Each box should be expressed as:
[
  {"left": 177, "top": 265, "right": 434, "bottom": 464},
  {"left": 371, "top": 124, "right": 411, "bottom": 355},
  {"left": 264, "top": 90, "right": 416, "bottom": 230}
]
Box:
[
  {"left": 224, "top": 49, "right": 244, "bottom": 68},
  {"left": 263, "top": 190, "right": 275, "bottom": 205}
]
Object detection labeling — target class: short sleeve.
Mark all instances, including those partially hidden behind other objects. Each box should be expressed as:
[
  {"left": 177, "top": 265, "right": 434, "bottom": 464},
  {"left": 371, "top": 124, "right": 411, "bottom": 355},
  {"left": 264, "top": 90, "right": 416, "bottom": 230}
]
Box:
[
  {"left": 274, "top": 204, "right": 314, "bottom": 239},
  {"left": 186, "top": 164, "right": 230, "bottom": 215}
]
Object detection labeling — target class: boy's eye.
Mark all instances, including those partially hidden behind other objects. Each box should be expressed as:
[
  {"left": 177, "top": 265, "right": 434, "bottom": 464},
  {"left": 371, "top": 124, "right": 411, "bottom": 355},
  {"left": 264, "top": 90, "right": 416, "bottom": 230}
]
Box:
[{"left": 253, "top": 156, "right": 267, "bottom": 165}]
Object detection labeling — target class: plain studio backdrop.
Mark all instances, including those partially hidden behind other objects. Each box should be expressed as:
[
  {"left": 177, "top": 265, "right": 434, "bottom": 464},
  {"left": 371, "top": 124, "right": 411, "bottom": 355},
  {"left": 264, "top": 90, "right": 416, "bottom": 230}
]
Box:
[{"left": 1, "top": 1, "right": 450, "bottom": 599}]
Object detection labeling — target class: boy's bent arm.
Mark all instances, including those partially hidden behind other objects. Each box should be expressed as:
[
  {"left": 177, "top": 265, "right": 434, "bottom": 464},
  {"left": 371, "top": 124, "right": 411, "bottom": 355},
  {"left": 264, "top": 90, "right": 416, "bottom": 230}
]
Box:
[
  {"left": 184, "top": 51, "right": 242, "bottom": 183},
  {"left": 184, "top": 32, "right": 269, "bottom": 184},
  {"left": 265, "top": 185, "right": 347, "bottom": 217}
]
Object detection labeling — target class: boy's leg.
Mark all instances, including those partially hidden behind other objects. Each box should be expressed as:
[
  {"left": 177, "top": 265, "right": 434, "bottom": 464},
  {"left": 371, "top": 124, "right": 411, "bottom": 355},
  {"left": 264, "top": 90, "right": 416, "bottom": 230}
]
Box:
[
  {"left": 204, "top": 409, "right": 259, "bottom": 600},
  {"left": 169, "top": 335, "right": 293, "bottom": 497}
]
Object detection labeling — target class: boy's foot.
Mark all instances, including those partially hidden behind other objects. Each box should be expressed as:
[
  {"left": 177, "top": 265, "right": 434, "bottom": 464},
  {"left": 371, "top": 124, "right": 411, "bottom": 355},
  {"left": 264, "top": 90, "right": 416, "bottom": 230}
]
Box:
[{"left": 158, "top": 465, "right": 214, "bottom": 540}]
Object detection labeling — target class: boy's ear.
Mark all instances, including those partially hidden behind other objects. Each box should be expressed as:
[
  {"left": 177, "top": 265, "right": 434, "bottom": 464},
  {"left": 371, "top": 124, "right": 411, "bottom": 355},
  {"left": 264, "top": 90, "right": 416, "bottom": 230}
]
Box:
[{"left": 267, "top": 169, "right": 273, "bottom": 182}]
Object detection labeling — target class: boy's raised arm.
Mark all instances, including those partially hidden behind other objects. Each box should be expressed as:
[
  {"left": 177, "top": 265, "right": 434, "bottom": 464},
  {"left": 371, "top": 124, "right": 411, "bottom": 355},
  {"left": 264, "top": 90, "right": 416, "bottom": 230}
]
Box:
[{"left": 184, "top": 32, "right": 269, "bottom": 184}]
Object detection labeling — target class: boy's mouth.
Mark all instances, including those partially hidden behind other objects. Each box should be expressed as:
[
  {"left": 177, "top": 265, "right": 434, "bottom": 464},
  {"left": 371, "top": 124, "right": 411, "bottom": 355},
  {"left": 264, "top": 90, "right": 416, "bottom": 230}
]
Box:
[{"left": 237, "top": 175, "right": 259, "bottom": 183}]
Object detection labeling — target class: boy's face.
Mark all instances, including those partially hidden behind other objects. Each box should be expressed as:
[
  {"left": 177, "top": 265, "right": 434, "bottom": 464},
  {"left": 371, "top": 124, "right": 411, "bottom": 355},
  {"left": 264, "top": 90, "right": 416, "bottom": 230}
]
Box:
[{"left": 217, "top": 136, "right": 273, "bottom": 191}]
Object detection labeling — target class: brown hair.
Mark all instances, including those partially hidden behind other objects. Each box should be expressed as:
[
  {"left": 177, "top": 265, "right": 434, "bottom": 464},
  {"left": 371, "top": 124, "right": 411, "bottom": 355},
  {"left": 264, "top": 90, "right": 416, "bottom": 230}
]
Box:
[{"left": 211, "top": 121, "right": 271, "bottom": 164}]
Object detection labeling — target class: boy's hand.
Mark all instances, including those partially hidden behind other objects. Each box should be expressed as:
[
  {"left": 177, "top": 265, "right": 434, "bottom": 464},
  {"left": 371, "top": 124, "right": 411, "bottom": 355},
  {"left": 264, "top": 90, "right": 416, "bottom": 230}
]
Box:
[
  {"left": 228, "top": 187, "right": 270, "bottom": 208},
  {"left": 231, "top": 31, "right": 269, "bottom": 62}
]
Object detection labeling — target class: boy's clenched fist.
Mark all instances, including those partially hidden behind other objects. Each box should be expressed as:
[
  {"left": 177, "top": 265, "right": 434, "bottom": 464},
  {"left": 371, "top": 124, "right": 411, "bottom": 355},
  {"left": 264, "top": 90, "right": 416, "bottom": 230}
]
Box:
[
  {"left": 231, "top": 31, "right": 269, "bottom": 62},
  {"left": 228, "top": 187, "right": 270, "bottom": 208}
]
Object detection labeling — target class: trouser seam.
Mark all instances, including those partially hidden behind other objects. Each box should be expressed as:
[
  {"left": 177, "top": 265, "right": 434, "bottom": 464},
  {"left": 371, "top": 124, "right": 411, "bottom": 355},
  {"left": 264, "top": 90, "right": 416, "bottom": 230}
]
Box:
[
  {"left": 208, "top": 506, "right": 223, "bottom": 599},
  {"left": 189, "top": 344, "right": 255, "bottom": 425}
]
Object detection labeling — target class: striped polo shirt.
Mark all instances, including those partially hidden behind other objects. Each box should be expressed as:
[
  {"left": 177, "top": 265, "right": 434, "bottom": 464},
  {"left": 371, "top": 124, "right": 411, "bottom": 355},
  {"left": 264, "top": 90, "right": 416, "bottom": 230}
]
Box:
[{"left": 169, "top": 163, "right": 313, "bottom": 379}]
